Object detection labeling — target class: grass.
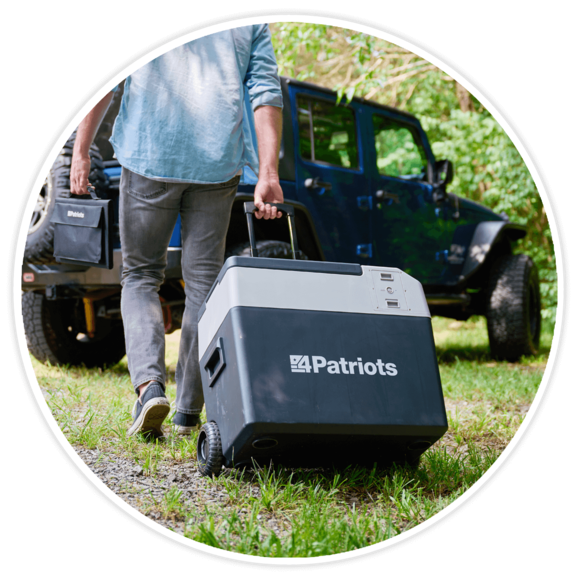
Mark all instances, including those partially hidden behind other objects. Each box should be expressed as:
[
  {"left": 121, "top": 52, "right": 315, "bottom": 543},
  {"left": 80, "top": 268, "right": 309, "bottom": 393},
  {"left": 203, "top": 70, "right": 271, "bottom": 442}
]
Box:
[{"left": 32, "top": 316, "right": 553, "bottom": 557}]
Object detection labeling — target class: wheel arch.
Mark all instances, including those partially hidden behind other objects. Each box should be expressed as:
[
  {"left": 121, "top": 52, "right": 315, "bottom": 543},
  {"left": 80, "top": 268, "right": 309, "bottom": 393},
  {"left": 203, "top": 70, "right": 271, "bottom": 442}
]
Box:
[{"left": 460, "top": 221, "right": 527, "bottom": 289}]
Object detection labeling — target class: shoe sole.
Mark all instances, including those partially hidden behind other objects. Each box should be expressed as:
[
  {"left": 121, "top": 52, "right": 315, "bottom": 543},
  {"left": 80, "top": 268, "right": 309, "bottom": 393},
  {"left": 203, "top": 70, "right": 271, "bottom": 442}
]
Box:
[
  {"left": 175, "top": 424, "right": 201, "bottom": 436},
  {"left": 128, "top": 397, "right": 170, "bottom": 437}
]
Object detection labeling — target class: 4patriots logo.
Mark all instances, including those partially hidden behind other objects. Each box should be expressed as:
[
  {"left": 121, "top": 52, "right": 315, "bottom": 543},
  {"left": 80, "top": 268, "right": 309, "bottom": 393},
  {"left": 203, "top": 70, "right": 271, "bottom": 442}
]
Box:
[{"left": 290, "top": 355, "right": 397, "bottom": 376}]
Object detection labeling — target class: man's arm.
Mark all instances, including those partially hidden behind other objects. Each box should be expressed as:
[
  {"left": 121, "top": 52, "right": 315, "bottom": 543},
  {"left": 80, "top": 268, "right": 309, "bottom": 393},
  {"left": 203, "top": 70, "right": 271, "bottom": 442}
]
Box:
[
  {"left": 243, "top": 24, "right": 284, "bottom": 220},
  {"left": 253, "top": 104, "right": 283, "bottom": 220},
  {"left": 70, "top": 91, "right": 114, "bottom": 195}
]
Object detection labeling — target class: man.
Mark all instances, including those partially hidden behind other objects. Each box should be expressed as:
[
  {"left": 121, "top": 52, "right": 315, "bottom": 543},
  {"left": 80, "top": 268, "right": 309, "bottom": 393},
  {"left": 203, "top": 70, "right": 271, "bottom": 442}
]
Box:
[{"left": 70, "top": 24, "right": 284, "bottom": 438}]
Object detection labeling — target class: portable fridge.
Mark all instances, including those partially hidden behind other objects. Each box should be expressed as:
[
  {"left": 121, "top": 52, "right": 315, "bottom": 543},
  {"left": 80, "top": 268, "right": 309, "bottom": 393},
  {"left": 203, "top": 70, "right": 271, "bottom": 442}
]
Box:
[{"left": 196, "top": 202, "right": 447, "bottom": 475}]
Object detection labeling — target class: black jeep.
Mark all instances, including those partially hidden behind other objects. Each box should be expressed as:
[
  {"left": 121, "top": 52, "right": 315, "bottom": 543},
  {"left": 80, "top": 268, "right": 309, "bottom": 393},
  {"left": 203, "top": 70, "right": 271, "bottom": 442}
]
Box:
[{"left": 21, "top": 77, "right": 540, "bottom": 367}]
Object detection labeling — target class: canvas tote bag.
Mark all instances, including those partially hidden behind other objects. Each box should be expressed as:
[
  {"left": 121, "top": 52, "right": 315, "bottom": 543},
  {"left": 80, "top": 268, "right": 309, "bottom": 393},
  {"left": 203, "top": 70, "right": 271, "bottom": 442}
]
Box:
[{"left": 50, "top": 187, "right": 113, "bottom": 269}]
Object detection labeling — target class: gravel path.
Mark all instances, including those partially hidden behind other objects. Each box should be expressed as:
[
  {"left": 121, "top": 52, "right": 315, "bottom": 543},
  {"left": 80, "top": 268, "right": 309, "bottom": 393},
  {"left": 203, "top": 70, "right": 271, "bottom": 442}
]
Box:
[
  {"left": 74, "top": 446, "right": 212, "bottom": 535},
  {"left": 71, "top": 398, "right": 530, "bottom": 538},
  {"left": 74, "top": 445, "right": 308, "bottom": 539}
]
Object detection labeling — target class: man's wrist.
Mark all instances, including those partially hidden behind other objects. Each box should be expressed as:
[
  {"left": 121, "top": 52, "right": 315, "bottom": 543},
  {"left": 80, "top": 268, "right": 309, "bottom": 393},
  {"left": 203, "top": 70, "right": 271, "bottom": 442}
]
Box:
[
  {"left": 72, "top": 152, "right": 91, "bottom": 163},
  {"left": 72, "top": 137, "right": 92, "bottom": 160},
  {"left": 258, "top": 169, "right": 279, "bottom": 181}
]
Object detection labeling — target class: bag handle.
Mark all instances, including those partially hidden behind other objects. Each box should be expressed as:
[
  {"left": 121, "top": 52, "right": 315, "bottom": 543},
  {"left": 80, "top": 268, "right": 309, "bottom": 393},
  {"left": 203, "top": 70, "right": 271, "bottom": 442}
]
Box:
[
  {"left": 243, "top": 202, "right": 301, "bottom": 259},
  {"left": 66, "top": 185, "right": 99, "bottom": 200}
]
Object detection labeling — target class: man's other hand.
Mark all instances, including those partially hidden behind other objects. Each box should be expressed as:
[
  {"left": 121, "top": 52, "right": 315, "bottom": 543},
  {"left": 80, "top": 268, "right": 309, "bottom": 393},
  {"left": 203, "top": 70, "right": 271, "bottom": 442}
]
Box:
[
  {"left": 70, "top": 154, "right": 92, "bottom": 196},
  {"left": 254, "top": 176, "right": 284, "bottom": 219}
]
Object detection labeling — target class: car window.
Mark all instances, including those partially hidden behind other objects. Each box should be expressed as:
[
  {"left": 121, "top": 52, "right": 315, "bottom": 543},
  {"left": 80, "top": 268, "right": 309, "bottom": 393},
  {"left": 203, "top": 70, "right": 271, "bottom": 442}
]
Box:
[
  {"left": 297, "top": 95, "right": 359, "bottom": 169},
  {"left": 373, "top": 115, "right": 427, "bottom": 179}
]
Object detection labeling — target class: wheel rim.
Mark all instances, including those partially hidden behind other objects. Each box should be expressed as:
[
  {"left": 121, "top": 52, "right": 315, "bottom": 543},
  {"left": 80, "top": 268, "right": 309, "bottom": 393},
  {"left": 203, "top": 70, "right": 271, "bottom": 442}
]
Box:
[
  {"left": 198, "top": 432, "right": 208, "bottom": 463},
  {"left": 29, "top": 177, "right": 52, "bottom": 235}
]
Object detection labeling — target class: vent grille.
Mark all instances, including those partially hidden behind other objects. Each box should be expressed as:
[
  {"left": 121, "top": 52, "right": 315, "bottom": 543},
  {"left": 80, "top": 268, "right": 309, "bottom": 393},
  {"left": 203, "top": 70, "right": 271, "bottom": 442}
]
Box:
[
  {"left": 380, "top": 272, "right": 394, "bottom": 281},
  {"left": 386, "top": 299, "right": 400, "bottom": 308}
]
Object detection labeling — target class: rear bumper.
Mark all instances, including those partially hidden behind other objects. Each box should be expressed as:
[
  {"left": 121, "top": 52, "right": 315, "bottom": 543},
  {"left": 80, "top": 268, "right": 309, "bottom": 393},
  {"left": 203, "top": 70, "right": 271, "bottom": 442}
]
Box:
[{"left": 21, "top": 248, "right": 183, "bottom": 291}]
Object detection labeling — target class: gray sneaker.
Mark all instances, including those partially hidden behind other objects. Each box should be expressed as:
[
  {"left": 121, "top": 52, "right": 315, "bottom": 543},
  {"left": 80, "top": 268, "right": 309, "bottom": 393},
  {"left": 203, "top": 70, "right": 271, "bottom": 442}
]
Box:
[
  {"left": 127, "top": 382, "right": 170, "bottom": 438},
  {"left": 172, "top": 411, "right": 201, "bottom": 436}
]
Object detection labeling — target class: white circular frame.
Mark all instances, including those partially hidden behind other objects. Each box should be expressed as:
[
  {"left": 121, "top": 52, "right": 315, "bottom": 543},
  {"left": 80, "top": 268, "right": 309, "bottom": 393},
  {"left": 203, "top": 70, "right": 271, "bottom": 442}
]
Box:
[{"left": 12, "top": 13, "right": 563, "bottom": 567}]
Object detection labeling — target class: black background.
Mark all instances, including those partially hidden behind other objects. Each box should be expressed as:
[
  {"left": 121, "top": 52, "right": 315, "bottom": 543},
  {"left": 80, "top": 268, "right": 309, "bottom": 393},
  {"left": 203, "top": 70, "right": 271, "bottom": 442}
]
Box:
[{"left": 9, "top": 10, "right": 576, "bottom": 573}]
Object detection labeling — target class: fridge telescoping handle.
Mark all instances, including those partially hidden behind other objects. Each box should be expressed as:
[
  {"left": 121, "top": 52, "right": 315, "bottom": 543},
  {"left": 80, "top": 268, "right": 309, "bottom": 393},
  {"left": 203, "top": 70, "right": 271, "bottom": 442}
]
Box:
[{"left": 243, "top": 202, "right": 301, "bottom": 259}]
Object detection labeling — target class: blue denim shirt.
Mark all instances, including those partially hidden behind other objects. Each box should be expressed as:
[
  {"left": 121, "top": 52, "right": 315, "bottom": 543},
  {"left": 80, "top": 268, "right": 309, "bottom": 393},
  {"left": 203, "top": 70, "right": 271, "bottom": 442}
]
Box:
[{"left": 109, "top": 25, "right": 282, "bottom": 183}]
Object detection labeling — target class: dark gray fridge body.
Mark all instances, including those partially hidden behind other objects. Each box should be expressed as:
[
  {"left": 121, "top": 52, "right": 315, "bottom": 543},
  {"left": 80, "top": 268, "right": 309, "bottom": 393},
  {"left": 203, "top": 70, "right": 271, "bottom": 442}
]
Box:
[{"left": 198, "top": 257, "right": 447, "bottom": 468}]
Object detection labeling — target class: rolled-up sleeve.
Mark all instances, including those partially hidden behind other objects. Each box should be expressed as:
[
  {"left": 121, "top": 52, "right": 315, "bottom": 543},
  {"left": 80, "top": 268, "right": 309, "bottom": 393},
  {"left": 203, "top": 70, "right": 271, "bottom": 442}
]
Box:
[{"left": 244, "top": 24, "right": 283, "bottom": 111}]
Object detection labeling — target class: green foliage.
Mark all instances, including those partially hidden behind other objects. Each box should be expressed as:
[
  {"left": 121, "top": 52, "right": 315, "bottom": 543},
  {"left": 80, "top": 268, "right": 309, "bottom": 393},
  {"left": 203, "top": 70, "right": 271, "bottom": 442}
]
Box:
[
  {"left": 423, "top": 111, "right": 556, "bottom": 318},
  {"left": 270, "top": 23, "right": 557, "bottom": 319}
]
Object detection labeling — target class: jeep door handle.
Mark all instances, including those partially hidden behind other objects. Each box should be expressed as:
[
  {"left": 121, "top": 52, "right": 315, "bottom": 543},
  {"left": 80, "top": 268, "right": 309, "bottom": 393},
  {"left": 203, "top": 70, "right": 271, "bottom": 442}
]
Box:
[
  {"left": 304, "top": 177, "right": 332, "bottom": 191},
  {"left": 375, "top": 190, "right": 400, "bottom": 204}
]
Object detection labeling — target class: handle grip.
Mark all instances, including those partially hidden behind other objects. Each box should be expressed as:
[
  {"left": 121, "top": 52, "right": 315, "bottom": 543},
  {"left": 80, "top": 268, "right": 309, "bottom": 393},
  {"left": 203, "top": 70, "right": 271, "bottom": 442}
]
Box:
[
  {"left": 66, "top": 185, "right": 99, "bottom": 200},
  {"left": 243, "top": 201, "right": 300, "bottom": 259},
  {"left": 243, "top": 201, "right": 294, "bottom": 216}
]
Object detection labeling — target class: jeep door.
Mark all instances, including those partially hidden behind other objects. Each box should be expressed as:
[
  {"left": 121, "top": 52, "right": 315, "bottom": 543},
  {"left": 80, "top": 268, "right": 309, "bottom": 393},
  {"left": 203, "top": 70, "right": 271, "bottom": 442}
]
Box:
[
  {"left": 366, "top": 109, "right": 449, "bottom": 283},
  {"left": 291, "top": 87, "right": 371, "bottom": 264}
]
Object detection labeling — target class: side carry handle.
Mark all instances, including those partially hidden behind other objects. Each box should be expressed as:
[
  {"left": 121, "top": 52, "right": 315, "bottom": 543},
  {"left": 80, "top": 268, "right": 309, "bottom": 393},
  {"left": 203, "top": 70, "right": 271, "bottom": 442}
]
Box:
[
  {"left": 243, "top": 201, "right": 301, "bottom": 259},
  {"left": 204, "top": 338, "right": 226, "bottom": 388}
]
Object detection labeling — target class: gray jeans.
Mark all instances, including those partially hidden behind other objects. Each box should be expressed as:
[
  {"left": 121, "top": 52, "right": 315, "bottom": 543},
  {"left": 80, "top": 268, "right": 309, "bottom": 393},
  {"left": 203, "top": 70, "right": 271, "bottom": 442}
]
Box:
[{"left": 119, "top": 168, "right": 238, "bottom": 415}]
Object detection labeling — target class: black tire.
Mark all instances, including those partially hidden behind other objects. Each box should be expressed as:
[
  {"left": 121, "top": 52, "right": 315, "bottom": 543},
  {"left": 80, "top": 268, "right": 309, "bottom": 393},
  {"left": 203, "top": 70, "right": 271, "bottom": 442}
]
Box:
[
  {"left": 24, "top": 134, "right": 107, "bottom": 264},
  {"left": 225, "top": 239, "right": 308, "bottom": 260},
  {"left": 486, "top": 254, "right": 541, "bottom": 361},
  {"left": 22, "top": 291, "right": 126, "bottom": 368},
  {"left": 197, "top": 422, "right": 223, "bottom": 477}
]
